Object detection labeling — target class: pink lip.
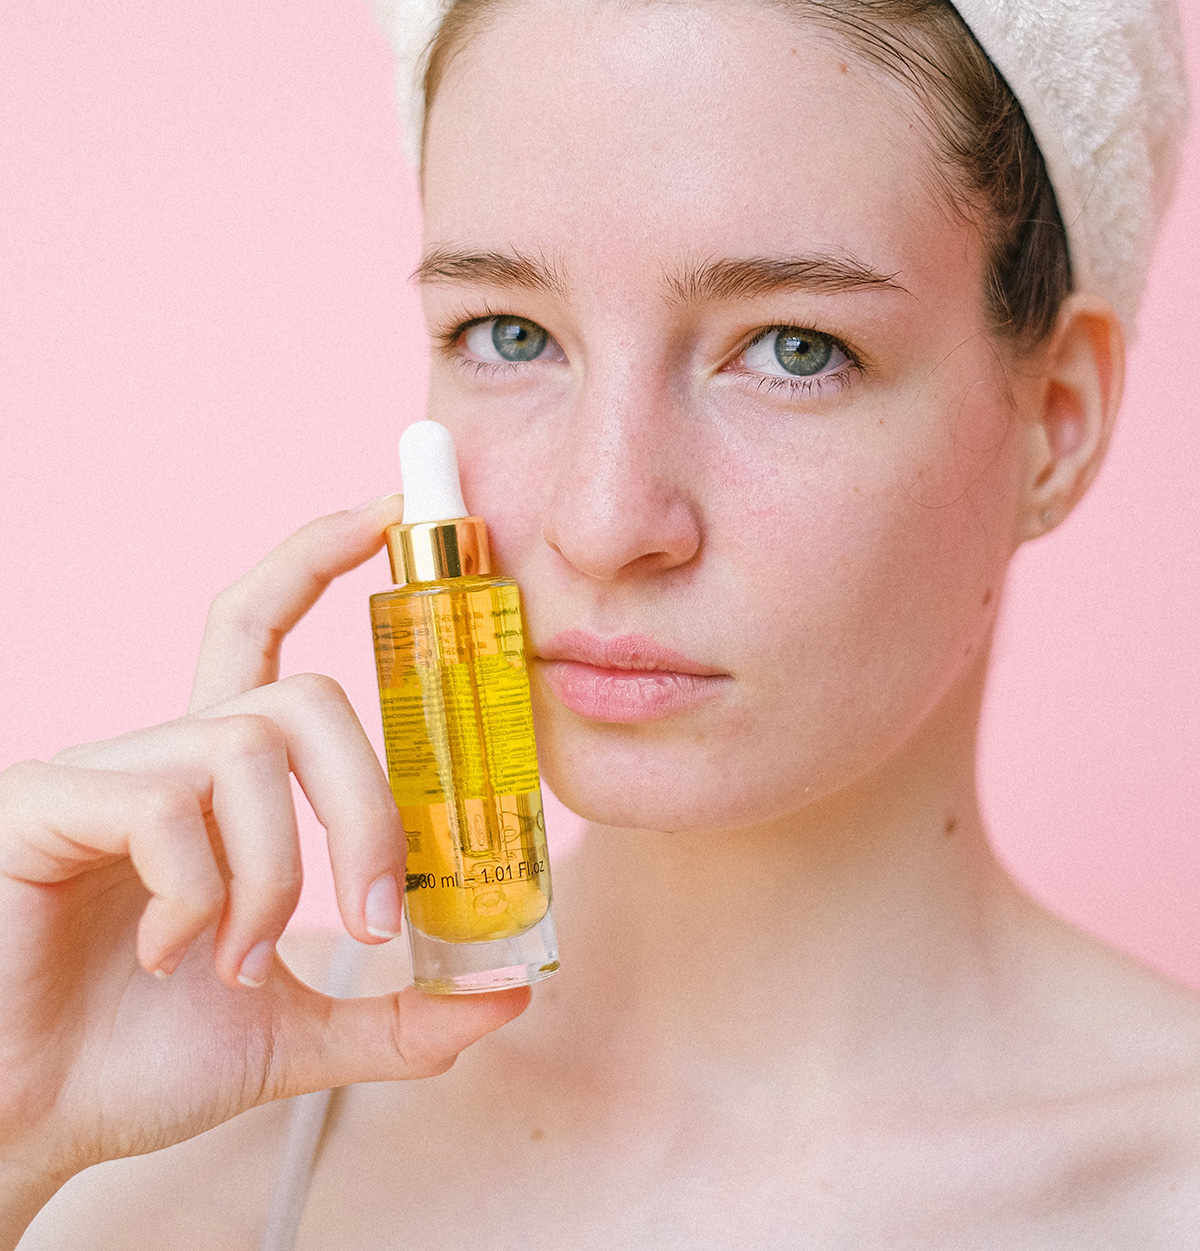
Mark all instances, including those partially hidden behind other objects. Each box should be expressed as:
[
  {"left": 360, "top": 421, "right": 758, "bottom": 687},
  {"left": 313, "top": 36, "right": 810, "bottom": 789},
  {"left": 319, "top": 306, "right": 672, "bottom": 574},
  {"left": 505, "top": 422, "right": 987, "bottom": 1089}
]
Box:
[{"left": 536, "top": 630, "right": 729, "bottom": 723}]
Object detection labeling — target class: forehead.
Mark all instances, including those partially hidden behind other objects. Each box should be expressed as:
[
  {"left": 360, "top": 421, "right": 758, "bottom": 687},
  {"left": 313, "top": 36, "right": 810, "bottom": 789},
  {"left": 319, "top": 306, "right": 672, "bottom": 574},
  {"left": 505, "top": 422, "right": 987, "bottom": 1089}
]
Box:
[{"left": 422, "top": 0, "right": 969, "bottom": 298}]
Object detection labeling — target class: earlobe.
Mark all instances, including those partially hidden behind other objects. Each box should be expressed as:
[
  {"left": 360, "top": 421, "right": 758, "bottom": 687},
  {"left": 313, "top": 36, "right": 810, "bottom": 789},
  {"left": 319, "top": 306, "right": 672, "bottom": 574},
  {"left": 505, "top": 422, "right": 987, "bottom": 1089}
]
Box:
[{"left": 1018, "top": 293, "right": 1125, "bottom": 542}]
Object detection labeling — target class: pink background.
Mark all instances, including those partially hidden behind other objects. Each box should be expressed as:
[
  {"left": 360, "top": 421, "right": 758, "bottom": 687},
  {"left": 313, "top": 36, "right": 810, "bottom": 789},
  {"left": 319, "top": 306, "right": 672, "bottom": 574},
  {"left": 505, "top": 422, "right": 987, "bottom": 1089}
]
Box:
[{"left": 1, "top": 3, "right": 1197, "bottom": 977}]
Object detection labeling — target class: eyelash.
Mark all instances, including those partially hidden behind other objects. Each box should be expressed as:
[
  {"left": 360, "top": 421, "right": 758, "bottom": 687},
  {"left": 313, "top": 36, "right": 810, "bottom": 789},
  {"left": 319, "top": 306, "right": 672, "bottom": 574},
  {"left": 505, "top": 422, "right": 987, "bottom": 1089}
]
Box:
[
  {"left": 433, "top": 307, "right": 494, "bottom": 354},
  {"left": 729, "top": 326, "right": 862, "bottom": 400},
  {"left": 435, "top": 313, "right": 864, "bottom": 396},
  {"left": 432, "top": 308, "right": 532, "bottom": 380}
]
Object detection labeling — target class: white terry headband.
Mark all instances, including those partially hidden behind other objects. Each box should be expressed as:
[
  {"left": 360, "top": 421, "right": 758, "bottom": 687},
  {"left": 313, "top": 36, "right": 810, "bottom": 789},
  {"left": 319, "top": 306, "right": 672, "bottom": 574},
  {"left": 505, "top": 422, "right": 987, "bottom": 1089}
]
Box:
[{"left": 369, "top": 0, "right": 1190, "bottom": 333}]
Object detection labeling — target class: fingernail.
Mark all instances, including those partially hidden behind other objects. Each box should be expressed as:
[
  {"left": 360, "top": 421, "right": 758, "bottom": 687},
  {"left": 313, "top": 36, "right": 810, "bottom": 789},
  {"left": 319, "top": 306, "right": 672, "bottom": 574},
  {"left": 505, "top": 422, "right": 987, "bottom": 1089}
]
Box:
[
  {"left": 237, "top": 939, "right": 276, "bottom": 988},
  {"left": 151, "top": 945, "right": 187, "bottom": 979},
  {"left": 365, "top": 872, "right": 403, "bottom": 939},
  {"left": 351, "top": 492, "right": 403, "bottom": 514}
]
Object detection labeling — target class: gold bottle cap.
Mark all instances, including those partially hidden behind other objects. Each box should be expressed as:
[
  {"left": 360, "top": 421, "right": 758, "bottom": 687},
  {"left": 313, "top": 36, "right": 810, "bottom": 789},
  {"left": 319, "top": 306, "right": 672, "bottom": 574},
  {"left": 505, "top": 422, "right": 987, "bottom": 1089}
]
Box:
[
  {"left": 388, "top": 421, "right": 493, "bottom": 584},
  {"left": 385, "top": 517, "right": 492, "bottom": 585}
]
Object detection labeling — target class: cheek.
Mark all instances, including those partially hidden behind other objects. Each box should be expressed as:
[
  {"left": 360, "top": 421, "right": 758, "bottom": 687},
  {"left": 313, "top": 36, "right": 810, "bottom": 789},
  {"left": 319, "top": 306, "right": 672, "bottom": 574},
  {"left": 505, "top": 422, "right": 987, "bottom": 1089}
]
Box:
[
  {"left": 848, "top": 388, "right": 1018, "bottom": 633},
  {"left": 706, "top": 386, "right": 1021, "bottom": 793},
  {"left": 893, "top": 378, "right": 1019, "bottom": 514}
]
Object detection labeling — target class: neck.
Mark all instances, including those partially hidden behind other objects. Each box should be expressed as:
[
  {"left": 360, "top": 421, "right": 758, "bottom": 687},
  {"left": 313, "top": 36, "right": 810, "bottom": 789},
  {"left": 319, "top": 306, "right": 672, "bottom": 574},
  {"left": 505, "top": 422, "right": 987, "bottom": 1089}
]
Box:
[{"left": 542, "top": 654, "right": 1029, "bottom": 1105}]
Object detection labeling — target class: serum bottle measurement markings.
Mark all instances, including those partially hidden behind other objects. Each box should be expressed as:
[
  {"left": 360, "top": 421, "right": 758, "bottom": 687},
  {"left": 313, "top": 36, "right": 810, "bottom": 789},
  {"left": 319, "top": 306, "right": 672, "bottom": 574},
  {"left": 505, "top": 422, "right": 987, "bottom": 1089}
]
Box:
[{"left": 406, "top": 858, "right": 546, "bottom": 892}]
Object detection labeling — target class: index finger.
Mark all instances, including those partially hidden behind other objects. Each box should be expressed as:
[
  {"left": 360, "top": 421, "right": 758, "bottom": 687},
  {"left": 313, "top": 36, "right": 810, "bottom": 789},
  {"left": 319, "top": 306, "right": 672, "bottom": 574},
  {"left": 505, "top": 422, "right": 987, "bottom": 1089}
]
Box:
[{"left": 190, "top": 494, "right": 404, "bottom": 712}]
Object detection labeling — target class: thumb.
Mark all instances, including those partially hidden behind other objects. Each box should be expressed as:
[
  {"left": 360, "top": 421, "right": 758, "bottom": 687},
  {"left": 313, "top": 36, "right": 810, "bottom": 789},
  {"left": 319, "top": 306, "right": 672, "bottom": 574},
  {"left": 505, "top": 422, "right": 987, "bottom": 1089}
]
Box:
[{"left": 265, "top": 981, "right": 532, "bottom": 1099}]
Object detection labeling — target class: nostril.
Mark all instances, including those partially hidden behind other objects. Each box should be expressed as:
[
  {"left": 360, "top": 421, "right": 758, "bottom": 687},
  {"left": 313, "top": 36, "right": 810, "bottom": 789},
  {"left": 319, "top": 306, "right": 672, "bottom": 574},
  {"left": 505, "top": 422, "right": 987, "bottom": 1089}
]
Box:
[{"left": 541, "top": 502, "right": 701, "bottom": 583}]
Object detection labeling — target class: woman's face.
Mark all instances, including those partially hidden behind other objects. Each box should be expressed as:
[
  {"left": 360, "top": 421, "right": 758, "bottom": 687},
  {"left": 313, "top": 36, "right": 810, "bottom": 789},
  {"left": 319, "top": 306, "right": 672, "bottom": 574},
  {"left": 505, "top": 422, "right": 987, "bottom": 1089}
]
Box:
[{"left": 419, "top": 0, "right": 1031, "bottom": 832}]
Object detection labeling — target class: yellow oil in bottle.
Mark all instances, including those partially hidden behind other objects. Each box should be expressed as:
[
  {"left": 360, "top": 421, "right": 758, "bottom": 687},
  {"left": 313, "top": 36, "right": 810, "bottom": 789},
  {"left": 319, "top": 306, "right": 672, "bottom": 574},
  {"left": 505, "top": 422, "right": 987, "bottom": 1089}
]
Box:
[{"left": 371, "top": 575, "right": 552, "bottom": 945}]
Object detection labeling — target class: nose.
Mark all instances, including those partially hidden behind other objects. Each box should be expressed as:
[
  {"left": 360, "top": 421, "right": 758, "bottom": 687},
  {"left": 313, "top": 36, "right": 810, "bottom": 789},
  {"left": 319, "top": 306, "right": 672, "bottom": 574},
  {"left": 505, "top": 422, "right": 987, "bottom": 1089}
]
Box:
[{"left": 540, "top": 374, "right": 702, "bottom": 582}]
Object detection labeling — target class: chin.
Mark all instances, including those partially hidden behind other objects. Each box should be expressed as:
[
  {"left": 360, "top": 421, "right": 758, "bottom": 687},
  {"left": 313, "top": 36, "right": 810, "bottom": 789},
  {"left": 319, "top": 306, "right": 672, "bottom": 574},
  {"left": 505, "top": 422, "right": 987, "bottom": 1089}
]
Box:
[
  {"left": 543, "top": 778, "right": 718, "bottom": 833},
  {"left": 535, "top": 722, "right": 810, "bottom": 834}
]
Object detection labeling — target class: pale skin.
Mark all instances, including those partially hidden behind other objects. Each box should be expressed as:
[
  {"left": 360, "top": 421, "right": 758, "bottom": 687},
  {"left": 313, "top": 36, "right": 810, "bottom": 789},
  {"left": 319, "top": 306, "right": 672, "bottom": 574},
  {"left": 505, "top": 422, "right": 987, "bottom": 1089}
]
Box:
[{"left": 5, "top": 1, "right": 1200, "bottom": 1247}]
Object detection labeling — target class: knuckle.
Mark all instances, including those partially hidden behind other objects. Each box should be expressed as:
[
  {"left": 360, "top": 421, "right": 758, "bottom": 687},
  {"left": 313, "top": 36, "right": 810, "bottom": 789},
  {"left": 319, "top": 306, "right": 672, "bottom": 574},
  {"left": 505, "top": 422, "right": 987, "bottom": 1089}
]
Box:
[
  {"left": 231, "top": 865, "right": 304, "bottom": 908},
  {"left": 175, "top": 875, "right": 227, "bottom": 921},
  {"left": 404, "top": 1044, "right": 458, "bottom": 1080},
  {"left": 205, "top": 582, "right": 247, "bottom": 626},
  {"left": 195, "top": 877, "right": 229, "bottom": 916},
  {"left": 419, "top": 1054, "right": 457, "bottom": 1079},
  {"left": 204, "top": 585, "right": 240, "bottom": 635},
  {"left": 280, "top": 671, "right": 348, "bottom": 709},
  {"left": 390, "top": 1008, "right": 459, "bottom": 1079},
  {"left": 206, "top": 584, "right": 278, "bottom": 645},
  {"left": 208, "top": 713, "right": 285, "bottom": 762},
  {"left": 134, "top": 779, "right": 199, "bottom": 830}
]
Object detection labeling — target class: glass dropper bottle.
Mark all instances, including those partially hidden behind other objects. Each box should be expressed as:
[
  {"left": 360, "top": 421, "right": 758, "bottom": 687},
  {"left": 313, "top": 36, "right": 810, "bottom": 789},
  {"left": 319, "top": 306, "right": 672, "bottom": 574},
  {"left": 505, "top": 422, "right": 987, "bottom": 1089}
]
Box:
[{"left": 369, "top": 421, "right": 559, "bottom": 993}]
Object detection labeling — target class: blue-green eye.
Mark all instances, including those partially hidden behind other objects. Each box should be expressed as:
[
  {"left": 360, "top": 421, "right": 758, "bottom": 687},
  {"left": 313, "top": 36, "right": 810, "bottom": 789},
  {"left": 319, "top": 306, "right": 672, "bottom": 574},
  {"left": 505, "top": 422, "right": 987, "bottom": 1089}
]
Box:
[
  {"left": 774, "top": 328, "right": 833, "bottom": 375},
  {"left": 462, "top": 315, "right": 558, "bottom": 364},
  {"left": 491, "top": 316, "right": 546, "bottom": 361},
  {"left": 741, "top": 326, "right": 847, "bottom": 378}
]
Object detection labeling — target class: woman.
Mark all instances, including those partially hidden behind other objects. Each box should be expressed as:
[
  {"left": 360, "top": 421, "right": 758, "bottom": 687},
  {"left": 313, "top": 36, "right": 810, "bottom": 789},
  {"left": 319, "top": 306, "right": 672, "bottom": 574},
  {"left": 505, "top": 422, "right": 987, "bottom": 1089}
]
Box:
[{"left": 2, "top": 0, "right": 1196, "bottom": 1245}]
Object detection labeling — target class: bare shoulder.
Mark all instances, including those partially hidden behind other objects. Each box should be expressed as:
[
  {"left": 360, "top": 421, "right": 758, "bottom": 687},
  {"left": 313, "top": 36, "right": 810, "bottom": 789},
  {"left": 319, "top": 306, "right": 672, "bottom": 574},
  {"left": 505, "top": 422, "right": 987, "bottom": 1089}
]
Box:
[
  {"left": 1017, "top": 900, "right": 1200, "bottom": 1090},
  {"left": 18, "top": 929, "right": 343, "bottom": 1251},
  {"left": 983, "top": 901, "right": 1200, "bottom": 1240}
]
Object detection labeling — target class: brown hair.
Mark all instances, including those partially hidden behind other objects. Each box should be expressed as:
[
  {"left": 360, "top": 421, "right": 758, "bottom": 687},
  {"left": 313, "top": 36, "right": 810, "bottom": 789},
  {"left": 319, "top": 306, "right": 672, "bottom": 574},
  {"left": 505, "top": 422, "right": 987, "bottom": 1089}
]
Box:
[{"left": 420, "top": 0, "right": 1073, "bottom": 348}]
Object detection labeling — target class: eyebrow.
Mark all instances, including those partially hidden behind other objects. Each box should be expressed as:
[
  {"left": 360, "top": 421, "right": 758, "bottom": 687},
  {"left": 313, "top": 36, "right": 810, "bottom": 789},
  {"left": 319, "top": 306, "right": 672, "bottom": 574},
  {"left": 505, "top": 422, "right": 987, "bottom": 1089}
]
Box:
[
  {"left": 413, "top": 248, "right": 570, "bottom": 298},
  {"left": 664, "top": 255, "right": 905, "bottom": 304},
  {"left": 413, "top": 246, "right": 905, "bottom": 304}
]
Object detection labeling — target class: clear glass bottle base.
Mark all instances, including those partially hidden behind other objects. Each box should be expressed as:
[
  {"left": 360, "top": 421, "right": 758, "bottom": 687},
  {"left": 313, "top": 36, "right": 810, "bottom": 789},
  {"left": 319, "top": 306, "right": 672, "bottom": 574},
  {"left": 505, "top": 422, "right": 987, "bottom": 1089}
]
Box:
[{"left": 408, "top": 907, "right": 560, "bottom": 995}]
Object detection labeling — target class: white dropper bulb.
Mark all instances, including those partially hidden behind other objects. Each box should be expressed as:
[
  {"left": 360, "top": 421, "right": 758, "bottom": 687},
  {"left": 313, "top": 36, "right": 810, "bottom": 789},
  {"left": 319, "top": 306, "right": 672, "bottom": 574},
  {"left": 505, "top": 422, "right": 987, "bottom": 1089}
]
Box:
[{"left": 399, "top": 421, "right": 470, "bottom": 523}]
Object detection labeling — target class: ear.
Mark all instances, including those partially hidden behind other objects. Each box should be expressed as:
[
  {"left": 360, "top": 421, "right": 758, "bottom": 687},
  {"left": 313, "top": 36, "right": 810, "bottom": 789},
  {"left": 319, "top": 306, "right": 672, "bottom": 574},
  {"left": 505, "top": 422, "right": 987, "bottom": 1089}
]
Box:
[{"left": 1016, "top": 293, "right": 1125, "bottom": 542}]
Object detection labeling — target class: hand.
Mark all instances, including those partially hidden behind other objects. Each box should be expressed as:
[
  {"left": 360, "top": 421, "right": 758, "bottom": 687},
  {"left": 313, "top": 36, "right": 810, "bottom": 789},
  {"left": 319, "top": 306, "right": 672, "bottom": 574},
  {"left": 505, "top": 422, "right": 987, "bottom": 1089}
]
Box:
[{"left": 0, "top": 496, "right": 530, "bottom": 1241}]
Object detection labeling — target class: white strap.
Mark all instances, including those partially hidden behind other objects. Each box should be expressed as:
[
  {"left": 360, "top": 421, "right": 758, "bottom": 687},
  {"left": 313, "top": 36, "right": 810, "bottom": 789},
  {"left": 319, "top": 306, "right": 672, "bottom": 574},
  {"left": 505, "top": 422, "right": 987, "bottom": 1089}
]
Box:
[{"left": 258, "top": 931, "right": 367, "bottom": 1251}]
